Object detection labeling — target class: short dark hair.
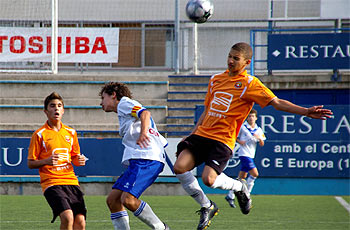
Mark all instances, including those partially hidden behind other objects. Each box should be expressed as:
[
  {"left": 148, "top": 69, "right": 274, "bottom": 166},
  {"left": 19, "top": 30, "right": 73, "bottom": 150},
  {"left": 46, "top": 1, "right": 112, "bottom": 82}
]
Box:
[
  {"left": 44, "top": 92, "right": 64, "bottom": 110},
  {"left": 99, "top": 82, "right": 132, "bottom": 100},
  {"left": 231, "top": 42, "right": 253, "bottom": 60},
  {"left": 249, "top": 108, "right": 257, "bottom": 116}
]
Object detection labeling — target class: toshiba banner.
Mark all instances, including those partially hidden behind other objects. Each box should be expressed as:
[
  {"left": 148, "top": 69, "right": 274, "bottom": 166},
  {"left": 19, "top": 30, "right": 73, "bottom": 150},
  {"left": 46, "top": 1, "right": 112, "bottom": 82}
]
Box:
[{"left": 0, "top": 27, "right": 119, "bottom": 63}]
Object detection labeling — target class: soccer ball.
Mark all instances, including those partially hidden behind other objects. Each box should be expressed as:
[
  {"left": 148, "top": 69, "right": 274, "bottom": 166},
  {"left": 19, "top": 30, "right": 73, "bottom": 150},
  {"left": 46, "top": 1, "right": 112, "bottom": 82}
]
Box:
[{"left": 185, "top": 0, "right": 214, "bottom": 24}]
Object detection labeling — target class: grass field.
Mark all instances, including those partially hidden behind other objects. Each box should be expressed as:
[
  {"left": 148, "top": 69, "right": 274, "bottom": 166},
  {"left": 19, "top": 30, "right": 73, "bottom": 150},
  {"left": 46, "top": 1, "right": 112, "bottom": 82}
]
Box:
[{"left": 1, "top": 195, "right": 349, "bottom": 230}]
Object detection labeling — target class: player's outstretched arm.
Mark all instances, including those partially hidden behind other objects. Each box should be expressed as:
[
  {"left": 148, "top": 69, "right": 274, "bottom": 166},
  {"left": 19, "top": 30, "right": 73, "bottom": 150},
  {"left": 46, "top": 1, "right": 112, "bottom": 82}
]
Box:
[{"left": 269, "top": 98, "right": 333, "bottom": 120}]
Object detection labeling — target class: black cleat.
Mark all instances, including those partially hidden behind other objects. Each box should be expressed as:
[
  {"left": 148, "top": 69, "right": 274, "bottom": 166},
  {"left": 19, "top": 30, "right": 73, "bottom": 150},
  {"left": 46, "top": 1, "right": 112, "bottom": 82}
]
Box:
[
  {"left": 196, "top": 201, "right": 219, "bottom": 230},
  {"left": 224, "top": 195, "right": 236, "bottom": 208},
  {"left": 234, "top": 178, "right": 252, "bottom": 215}
]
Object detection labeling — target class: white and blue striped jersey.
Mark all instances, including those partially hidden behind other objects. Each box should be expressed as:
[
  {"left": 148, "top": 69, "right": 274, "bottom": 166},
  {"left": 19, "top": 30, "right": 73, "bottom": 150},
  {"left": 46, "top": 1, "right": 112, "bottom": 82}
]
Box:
[
  {"left": 117, "top": 97, "right": 168, "bottom": 166},
  {"left": 237, "top": 121, "right": 266, "bottom": 159}
]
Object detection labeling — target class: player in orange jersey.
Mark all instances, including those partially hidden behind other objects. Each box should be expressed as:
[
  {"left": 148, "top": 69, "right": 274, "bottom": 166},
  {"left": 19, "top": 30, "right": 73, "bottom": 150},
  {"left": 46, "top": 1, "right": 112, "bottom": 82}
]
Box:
[
  {"left": 28, "top": 92, "right": 87, "bottom": 230},
  {"left": 173, "top": 42, "right": 333, "bottom": 230}
]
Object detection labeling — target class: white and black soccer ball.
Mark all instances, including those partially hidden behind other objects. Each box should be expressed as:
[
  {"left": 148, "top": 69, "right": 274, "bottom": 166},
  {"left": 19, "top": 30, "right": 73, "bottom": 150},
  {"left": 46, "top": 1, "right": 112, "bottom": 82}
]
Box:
[{"left": 186, "top": 0, "right": 214, "bottom": 24}]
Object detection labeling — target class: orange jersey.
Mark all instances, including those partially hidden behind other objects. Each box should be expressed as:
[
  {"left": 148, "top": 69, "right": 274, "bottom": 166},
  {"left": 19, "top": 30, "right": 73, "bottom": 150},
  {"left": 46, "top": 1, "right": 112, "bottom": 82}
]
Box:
[
  {"left": 28, "top": 122, "right": 81, "bottom": 192},
  {"left": 195, "top": 70, "right": 276, "bottom": 149}
]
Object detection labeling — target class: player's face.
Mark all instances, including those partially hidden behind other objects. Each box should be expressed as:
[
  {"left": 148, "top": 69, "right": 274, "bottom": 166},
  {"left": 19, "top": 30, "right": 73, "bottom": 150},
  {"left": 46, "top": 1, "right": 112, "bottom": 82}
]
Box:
[
  {"left": 227, "top": 49, "right": 250, "bottom": 76},
  {"left": 44, "top": 99, "right": 64, "bottom": 122},
  {"left": 100, "top": 92, "right": 118, "bottom": 112},
  {"left": 247, "top": 113, "right": 257, "bottom": 126}
]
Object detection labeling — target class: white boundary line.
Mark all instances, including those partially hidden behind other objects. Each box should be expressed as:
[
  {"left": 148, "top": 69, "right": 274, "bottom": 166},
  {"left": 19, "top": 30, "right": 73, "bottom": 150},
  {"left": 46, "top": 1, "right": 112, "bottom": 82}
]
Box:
[{"left": 335, "top": 196, "right": 350, "bottom": 214}]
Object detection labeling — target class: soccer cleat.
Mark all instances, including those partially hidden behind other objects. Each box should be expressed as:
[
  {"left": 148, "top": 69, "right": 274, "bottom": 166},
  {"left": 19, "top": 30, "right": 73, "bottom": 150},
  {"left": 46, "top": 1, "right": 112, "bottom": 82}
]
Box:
[
  {"left": 196, "top": 201, "right": 219, "bottom": 230},
  {"left": 163, "top": 222, "right": 170, "bottom": 230},
  {"left": 234, "top": 178, "right": 252, "bottom": 215},
  {"left": 224, "top": 195, "right": 236, "bottom": 208}
]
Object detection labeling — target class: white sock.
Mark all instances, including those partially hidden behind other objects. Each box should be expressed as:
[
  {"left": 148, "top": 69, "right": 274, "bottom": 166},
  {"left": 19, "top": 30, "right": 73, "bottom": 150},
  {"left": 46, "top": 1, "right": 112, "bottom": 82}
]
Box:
[
  {"left": 246, "top": 175, "right": 256, "bottom": 193},
  {"left": 176, "top": 171, "right": 211, "bottom": 208},
  {"left": 227, "top": 190, "right": 235, "bottom": 199},
  {"left": 211, "top": 173, "right": 242, "bottom": 192},
  {"left": 111, "top": 211, "right": 130, "bottom": 230},
  {"left": 134, "top": 200, "right": 165, "bottom": 230}
]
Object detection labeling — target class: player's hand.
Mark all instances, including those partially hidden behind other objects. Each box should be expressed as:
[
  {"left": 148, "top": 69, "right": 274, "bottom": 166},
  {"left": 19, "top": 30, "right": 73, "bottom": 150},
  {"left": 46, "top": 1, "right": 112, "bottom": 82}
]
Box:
[
  {"left": 137, "top": 132, "right": 151, "bottom": 149},
  {"left": 48, "top": 154, "right": 59, "bottom": 166},
  {"left": 305, "top": 105, "right": 333, "bottom": 120},
  {"left": 72, "top": 154, "right": 86, "bottom": 166},
  {"left": 76, "top": 154, "right": 86, "bottom": 166}
]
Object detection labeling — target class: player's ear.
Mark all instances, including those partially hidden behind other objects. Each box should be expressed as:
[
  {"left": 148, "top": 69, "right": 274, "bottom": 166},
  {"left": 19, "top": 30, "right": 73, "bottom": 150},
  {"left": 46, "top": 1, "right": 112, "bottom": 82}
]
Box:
[
  {"left": 246, "top": 59, "right": 251, "bottom": 65},
  {"left": 111, "top": 91, "right": 117, "bottom": 99}
]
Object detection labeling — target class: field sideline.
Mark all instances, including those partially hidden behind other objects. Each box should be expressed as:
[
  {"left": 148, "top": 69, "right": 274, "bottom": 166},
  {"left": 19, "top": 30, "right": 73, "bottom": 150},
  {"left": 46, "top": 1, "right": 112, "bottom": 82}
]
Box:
[{"left": 1, "top": 195, "right": 349, "bottom": 230}]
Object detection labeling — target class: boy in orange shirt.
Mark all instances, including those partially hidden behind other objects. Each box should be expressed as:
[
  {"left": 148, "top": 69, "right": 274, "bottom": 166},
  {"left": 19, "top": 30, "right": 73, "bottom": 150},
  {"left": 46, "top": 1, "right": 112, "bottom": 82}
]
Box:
[
  {"left": 28, "top": 92, "right": 87, "bottom": 230},
  {"left": 173, "top": 42, "right": 333, "bottom": 230}
]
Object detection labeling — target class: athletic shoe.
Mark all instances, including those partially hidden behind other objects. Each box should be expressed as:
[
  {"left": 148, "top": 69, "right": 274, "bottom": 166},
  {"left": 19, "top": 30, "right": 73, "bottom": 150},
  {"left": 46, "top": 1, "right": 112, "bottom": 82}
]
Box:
[
  {"left": 163, "top": 222, "right": 170, "bottom": 230},
  {"left": 196, "top": 201, "right": 219, "bottom": 230},
  {"left": 234, "top": 178, "right": 252, "bottom": 215},
  {"left": 224, "top": 195, "right": 236, "bottom": 208}
]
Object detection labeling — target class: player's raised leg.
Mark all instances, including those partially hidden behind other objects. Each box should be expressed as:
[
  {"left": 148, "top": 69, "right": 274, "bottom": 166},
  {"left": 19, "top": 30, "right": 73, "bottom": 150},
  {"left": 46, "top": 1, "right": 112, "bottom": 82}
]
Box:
[
  {"left": 174, "top": 149, "right": 219, "bottom": 230},
  {"left": 205, "top": 167, "right": 252, "bottom": 215}
]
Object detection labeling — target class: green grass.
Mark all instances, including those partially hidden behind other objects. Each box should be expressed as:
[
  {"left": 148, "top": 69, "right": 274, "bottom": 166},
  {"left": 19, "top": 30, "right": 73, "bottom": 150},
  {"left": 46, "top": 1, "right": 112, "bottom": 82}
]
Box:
[{"left": 1, "top": 195, "right": 349, "bottom": 230}]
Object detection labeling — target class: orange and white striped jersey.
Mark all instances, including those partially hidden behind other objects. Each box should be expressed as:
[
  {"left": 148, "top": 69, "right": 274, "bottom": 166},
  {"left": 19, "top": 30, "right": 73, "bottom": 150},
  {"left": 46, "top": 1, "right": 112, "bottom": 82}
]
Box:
[
  {"left": 28, "top": 122, "right": 80, "bottom": 192},
  {"left": 194, "top": 70, "right": 276, "bottom": 150}
]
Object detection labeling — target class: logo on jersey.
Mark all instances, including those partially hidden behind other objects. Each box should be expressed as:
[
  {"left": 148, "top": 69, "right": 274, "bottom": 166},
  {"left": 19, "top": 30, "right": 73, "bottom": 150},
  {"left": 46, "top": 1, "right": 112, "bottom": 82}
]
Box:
[
  {"left": 148, "top": 128, "right": 159, "bottom": 137},
  {"left": 65, "top": 136, "right": 71, "bottom": 142},
  {"left": 52, "top": 148, "right": 70, "bottom": 167},
  {"left": 234, "top": 81, "right": 242, "bottom": 89},
  {"left": 210, "top": 91, "right": 233, "bottom": 113}
]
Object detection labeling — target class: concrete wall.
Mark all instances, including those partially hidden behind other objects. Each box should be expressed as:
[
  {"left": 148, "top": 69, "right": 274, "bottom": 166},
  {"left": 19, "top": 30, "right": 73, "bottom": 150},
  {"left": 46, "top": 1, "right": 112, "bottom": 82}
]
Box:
[
  {"left": 0, "top": 181, "right": 187, "bottom": 196},
  {"left": 1, "top": 177, "right": 348, "bottom": 196}
]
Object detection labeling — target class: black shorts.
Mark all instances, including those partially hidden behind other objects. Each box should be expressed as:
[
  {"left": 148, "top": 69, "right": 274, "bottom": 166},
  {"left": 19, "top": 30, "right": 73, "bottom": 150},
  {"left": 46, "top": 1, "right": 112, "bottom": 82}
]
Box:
[
  {"left": 44, "top": 185, "right": 87, "bottom": 223},
  {"left": 176, "top": 134, "right": 233, "bottom": 174}
]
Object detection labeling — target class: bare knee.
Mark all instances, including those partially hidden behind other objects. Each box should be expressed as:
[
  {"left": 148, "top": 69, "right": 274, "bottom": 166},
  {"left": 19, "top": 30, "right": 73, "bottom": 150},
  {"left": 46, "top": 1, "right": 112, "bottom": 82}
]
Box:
[
  {"left": 73, "top": 214, "right": 86, "bottom": 230},
  {"left": 106, "top": 191, "right": 123, "bottom": 212},
  {"left": 249, "top": 169, "right": 259, "bottom": 178},
  {"left": 173, "top": 163, "right": 188, "bottom": 175},
  {"left": 173, "top": 150, "right": 195, "bottom": 175},
  {"left": 121, "top": 194, "right": 140, "bottom": 212},
  {"left": 201, "top": 166, "right": 218, "bottom": 187},
  {"left": 60, "top": 210, "right": 74, "bottom": 228},
  {"left": 106, "top": 194, "right": 114, "bottom": 209},
  {"left": 202, "top": 175, "right": 216, "bottom": 187}
]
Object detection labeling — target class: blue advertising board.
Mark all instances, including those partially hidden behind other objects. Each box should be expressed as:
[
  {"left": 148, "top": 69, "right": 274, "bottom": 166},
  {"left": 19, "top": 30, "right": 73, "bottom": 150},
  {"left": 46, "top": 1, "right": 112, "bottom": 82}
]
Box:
[
  {"left": 0, "top": 138, "right": 125, "bottom": 176},
  {"left": 196, "top": 105, "right": 350, "bottom": 178},
  {"left": 1, "top": 105, "right": 349, "bottom": 178},
  {"left": 268, "top": 33, "right": 350, "bottom": 70}
]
